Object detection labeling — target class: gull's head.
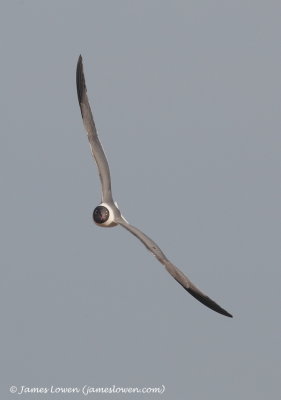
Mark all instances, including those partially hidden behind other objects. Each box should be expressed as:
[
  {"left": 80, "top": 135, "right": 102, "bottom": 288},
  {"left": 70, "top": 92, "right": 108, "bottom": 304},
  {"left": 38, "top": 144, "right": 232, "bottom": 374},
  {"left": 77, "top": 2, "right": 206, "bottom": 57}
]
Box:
[{"left": 93, "top": 203, "right": 117, "bottom": 227}]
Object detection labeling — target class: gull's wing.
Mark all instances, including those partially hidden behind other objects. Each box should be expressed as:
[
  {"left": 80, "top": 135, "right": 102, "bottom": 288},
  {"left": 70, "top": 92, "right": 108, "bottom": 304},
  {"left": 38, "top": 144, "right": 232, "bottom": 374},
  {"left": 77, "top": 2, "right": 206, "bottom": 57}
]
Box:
[
  {"left": 117, "top": 217, "right": 232, "bottom": 318},
  {"left": 76, "top": 55, "right": 113, "bottom": 203}
]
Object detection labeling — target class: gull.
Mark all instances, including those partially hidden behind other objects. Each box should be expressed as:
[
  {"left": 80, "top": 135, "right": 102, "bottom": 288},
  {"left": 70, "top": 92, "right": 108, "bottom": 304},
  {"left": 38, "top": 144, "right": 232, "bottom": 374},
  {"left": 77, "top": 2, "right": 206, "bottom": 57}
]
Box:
[{"left": 76, "top": 55, "right": 232, "bottom": 318}]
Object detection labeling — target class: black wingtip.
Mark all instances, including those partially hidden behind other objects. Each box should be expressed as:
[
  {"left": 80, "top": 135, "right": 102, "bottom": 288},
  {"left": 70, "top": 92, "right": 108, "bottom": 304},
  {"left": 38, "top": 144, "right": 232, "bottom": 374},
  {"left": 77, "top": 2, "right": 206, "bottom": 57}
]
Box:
[
  {"left": 186, "top": 287, "right": 233, "bottom": 318},
  {"left": 76, "top": 55, "right": 85, "bottom": 107}
]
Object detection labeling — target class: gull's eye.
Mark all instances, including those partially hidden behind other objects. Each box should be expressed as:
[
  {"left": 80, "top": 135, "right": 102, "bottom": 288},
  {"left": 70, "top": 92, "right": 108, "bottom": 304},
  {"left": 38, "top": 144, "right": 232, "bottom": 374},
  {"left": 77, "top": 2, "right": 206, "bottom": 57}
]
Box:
[{"left": 93, "top": 206, "right": 109, "bottom": 224}]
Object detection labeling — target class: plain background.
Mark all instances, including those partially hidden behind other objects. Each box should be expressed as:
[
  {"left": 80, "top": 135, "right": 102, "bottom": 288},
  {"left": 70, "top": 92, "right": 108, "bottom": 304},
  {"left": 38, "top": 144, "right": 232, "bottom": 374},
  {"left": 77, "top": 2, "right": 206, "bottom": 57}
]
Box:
[{"left": 1, "top": 1, "right": 281, "bottom": 399}]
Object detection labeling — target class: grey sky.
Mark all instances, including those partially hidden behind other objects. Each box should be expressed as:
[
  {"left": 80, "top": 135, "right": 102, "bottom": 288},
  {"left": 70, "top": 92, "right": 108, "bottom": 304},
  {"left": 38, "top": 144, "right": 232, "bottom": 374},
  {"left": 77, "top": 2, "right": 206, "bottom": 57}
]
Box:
[{"left": 1, "top": 1, "right": 281, "bottom": 399}]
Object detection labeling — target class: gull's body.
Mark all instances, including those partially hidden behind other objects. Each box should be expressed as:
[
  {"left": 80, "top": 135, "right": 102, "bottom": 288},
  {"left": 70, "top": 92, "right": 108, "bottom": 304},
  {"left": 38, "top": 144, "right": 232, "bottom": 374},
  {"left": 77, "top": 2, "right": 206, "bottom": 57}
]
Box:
[{"left": 76, "top": 55, "right": 232, "bottom": 318}]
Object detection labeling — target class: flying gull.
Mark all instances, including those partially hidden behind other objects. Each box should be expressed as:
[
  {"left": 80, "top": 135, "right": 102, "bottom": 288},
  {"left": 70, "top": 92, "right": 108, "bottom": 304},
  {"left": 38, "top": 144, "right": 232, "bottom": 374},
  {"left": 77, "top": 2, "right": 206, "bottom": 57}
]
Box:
[{"left": 76, "top": 55, "right": 232, "bottom": 318}]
